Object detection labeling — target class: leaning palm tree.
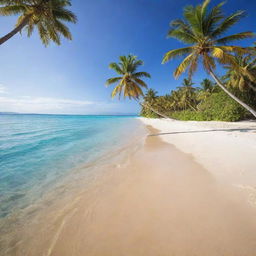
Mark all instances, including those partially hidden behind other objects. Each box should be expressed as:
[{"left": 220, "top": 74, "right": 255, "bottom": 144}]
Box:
[
  {"left": 0, "top": 0, "right": 77, "bottom": 46},
  {"left": 143, "top": 88, "right": 158, "bottom": 106},
  {"left": 141, "top": 89, "right": 159, "bottom": 117},
  {"left": 162, "top": 0, "right": 256, "bottom": 118},
  {"left": 106, "top": 54, "right": 169, "bottom": 118}
]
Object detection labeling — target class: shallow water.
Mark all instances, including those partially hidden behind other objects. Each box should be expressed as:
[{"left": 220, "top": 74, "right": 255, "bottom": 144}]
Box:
[
  {"left": 8, "top": 126, "right": 256, "bottom": 256},
  {"left": 0, "top": 114, "right": 146, "bottom": 254}
]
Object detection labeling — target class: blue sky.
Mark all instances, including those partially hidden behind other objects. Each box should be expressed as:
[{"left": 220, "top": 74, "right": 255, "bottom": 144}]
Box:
[{"left": 0, "top": 0, "right": 255, "bottom": 114}]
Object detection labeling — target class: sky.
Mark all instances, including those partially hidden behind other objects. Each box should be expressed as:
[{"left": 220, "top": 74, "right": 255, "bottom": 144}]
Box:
[{"left": 0, "top": 0, "right": 255, "bottom": 115}]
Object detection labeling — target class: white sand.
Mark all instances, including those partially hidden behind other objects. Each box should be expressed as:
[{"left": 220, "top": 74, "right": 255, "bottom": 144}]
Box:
[
  {"left": 5, "top": 124, "right": 256, "bottom": 255},
  {"left": 139, "top": 118, "right": 256, "bottom": 205}
]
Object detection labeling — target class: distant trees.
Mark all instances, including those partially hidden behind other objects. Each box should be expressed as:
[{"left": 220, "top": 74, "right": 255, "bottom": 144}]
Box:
[
  {"left": 140, "top": 74, "right": 256, "bottom": 121},
  {"left": 106, "top": 55, "right": 169, "bottom": 118},
  {"left": 101, "top": 0, "right": 256, "bottom": 121}
]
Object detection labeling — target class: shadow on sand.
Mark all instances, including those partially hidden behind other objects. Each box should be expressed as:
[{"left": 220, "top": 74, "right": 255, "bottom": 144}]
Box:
[{"left": 149, "top": 128, "right": 256, "bottom": 136}]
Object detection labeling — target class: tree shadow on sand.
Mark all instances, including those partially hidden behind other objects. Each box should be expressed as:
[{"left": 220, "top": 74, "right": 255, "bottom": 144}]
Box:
[{"left": 149, "top": 128, "right": 256, "bottom": 136}]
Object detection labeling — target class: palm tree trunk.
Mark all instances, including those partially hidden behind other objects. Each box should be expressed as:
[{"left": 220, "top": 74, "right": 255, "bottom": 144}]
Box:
[
  {"left": 248, "top": 82, "right": 256, "bottom": 93},
  {"left": 188, "top": 102, "right": 197, "bottom": 111},
  {"left": 136, "top": 99, "right": 171, "bottom": 119},
  {"left": 0, "top": 15, "right": 31, "bottom": 45},
  {"left": 209, "top": 70, "right": 256, "bottom": 118}
]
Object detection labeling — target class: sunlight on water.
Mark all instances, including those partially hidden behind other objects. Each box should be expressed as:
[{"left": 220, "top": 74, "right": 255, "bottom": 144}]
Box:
[{"left": 0, "top": 114, "right": 143, "bottom": 219}]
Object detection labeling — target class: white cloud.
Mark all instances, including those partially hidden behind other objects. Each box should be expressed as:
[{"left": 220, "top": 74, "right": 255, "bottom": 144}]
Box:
[
  {"left": 0, "top": 84, "right": 7, "bottom": 94},
  {"left": 0, "top": 95, "right": 135, "bottom": 114},
  {"left": 0, "top": 96, "right": 96, "bottom": 114}
]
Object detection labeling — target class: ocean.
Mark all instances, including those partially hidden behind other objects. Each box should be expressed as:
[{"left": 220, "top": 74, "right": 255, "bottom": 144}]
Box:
[{"left": 0, "top": 114, "right": 146, "bottom": 233}]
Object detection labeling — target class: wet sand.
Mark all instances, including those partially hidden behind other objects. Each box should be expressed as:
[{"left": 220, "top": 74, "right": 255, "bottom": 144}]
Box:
[{"left": 7, "top": 126, "right": 256, "bottom": 255}]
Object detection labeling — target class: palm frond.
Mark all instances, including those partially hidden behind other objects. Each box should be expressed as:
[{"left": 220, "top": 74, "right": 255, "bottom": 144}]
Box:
[
  {"left": 133, "top": 78, "right": 148, "bottom": 88},
  {"left": 109, "top": 63, "right": 124, "bottom": 75},
  {"left": 0, "top": 0, "right": 76, "bottom": 46},
  {"left": 211, "top": 10, "right": 245, "bottom": 37},
  {"left": 215, "top": 32, "right": 255, "bottom": 44},
  {"left": 37, "top": 23, "right": 50, "bottom": 46},
  {"left": 51, "top": 19, "right": 72, "bottom": 39},
  {"left": 52, "top": 8, "right": 77, "bottom": 23},
  {"left": 105, "top": 77, "right": 122, "bottom": 86},
  {"left": 203, "top": 1, "right": 225, "bottom": 34},
  {"left": 111, "top": 79, "right": 124, "bottom": 99},
  {"left": 133, "top": 72, "right": 151, "bottom": 78},
  {"left": 168, "top": 27, "right": 198, "bottom": 44},
  {"left": 219, "top": 46, "right": 249, "bottom": 55},
  {"left": 162, "top": 47, "right": 193, "bottom": 63},
  {"left": 106, "top": 55, "right": 150, "bottom": 101},
  {"left": 174, "top": 53, "right": 195, "bottom": 78},
  {"left": 0, "top": 5, "right": 26, "bottom": 15}
]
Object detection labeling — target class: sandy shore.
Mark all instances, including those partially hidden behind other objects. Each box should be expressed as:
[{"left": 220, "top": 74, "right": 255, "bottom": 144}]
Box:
[
  {"left": 12, "top": 123, "right": 256, "bottom": 256},
  {"left": 140, "top": 118, "right": 256, "bottom": 203}
]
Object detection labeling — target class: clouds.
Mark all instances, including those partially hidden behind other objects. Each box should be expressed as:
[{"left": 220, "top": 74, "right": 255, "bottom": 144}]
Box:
[
  {"left": 0, "top": 84, "right": 7, "bottom": 94},
  {"left": 0, "top": 96, "right": 94, "bottom": 114},
  {"left": 0, "top": 95, "right": 134, "bottom": 114}
]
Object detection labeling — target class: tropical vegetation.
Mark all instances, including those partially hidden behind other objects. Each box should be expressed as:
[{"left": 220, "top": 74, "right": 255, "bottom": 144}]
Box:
[
  {"left": 140, "top": 76, "right": 256, "bottom": 121},
  {"left": 106, "top": 0, "right": 256, "bottom": 122},
  {"left": 106, "top": 54, "right": 169, "bottom": 118},
  {"left": 0, "top": 0, "right": 77, "bottom": 46},
  {"left": 162, "top": 0, "right": 256, "bottom": 118}
]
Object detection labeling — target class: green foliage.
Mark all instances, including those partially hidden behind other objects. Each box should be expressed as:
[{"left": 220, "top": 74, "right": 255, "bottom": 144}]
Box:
[
  {"left": 161, "top": 0, "right": 256, "bottom": 118},
  {"left": 0, "top": 0, "right": 77, "bottom": 46},
  {"left": 140, "top": 76, "right": 255, "bottom": 122},
  {"left": 170, "top": 91, "right": 249, "bottom": 121},
  {"left": 106, "top": 55, "right": 150, "bottom": 99},
  {"left": 140, "top": 109, "right": 159, "bottom": 118},
  {"left": 162, "top": 0, "right": 255, "bottom": 79},
  {"left": 223, "top": 53, "right": 256, "bottom": 92}
]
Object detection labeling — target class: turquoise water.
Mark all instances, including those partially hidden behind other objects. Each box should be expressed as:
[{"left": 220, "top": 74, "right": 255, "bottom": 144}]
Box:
[{"left": 0, "top": 114, "right": 144, "bottom": 220}]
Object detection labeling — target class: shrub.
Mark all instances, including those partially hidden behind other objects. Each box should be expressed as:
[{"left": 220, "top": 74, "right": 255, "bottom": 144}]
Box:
[{"left": 170, "top": 91, "right": 249, "bottom": 121}]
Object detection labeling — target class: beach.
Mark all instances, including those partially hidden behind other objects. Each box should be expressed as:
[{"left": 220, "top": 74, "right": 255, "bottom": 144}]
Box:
[
  {"left": 4, "top": 118, "right": 256, "bottom": 256},
  {"left": 140, "top": 118, "right": 256, "bottom": 198},
  {"left": 1, "top": 0, "right": 256, "bottom": 254}
]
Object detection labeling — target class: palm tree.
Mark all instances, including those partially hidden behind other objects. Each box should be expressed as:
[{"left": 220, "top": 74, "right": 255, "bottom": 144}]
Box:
[
  {"left": 197, "top": 78, "right": 216, "bottom": 101},
  {"left": 200, "top": 79, "right": 215, "bottom": 93},
  {"left": 157, "top": 94, "right": 173, "bottom": 113},
  {"left": 141, "top": 89, "right": 159, "bottom": 117},
  {"left": 170, "top": 90, "right": 183, "bottom": 111},
  {"left": 144, "top": 88, "right": 158, "bottom": 105},
  {"left": 177, "top": 78, "right": 197, "bottom": 110},
  {"left": 162, "top": 0, "right": 256, "bottom": 118},
  {"left": 182, "top": 78, "right": 194, "bottom": 87},
  {"left": 223, "top": 54, "right": 256, "bottom": 93},
  {"left": 106, "top": 55, "right": 169, "bottom": 118},
  {"left": 0, "top": 0, "right": 77, "bottom": 46}
]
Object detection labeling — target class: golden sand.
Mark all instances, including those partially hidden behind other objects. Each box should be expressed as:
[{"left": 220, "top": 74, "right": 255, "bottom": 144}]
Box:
[{"left": 6, "top": 126, "right": 256, "bottom": 256}]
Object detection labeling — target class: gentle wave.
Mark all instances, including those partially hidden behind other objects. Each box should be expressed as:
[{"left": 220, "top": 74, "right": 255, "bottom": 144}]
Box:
[
  {"left": 0, "top": 115, "right": 145, "bottom": 219},
  {"left": 0, "top": 114, "right": 147, "bottom": 255}
]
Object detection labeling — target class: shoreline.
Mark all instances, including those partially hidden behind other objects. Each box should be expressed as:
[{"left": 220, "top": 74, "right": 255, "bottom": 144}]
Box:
[
  {"left": 139, "top": 118, "right": 256, "bottom": 190},
  {"left": 1, "top": 119, "right": 256, "bottom": 255},
  {"left": 4, "top": 122, "right": 256, "bottom": 255},
  {"left": 0, "top": 119, "right": 147, "bottom": 255}
]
